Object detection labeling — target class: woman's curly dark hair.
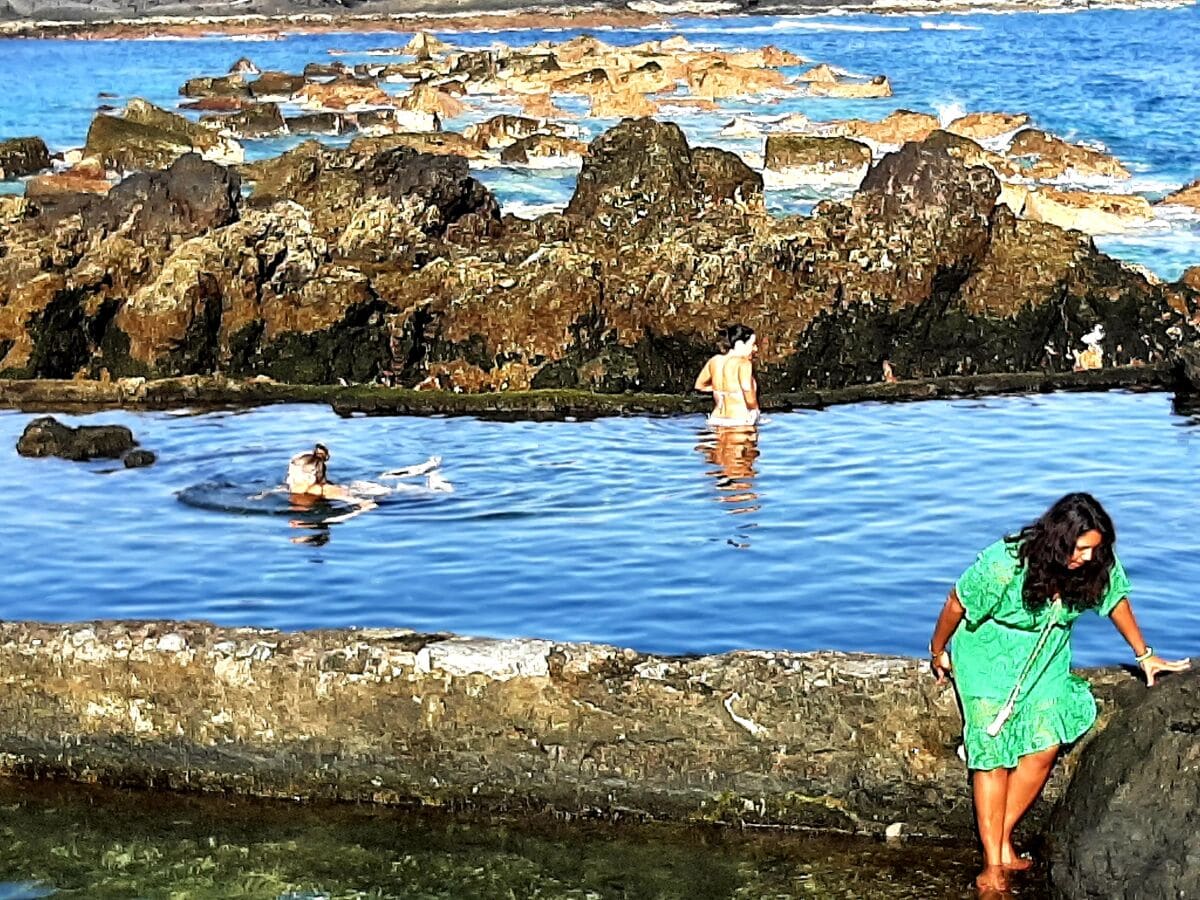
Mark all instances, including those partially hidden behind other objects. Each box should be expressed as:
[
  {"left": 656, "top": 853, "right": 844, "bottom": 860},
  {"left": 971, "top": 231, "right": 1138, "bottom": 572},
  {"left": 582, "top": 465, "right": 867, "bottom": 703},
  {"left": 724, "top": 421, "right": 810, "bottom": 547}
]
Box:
[{"left": 1006, "top": 492, "right": 1116, "bottom": 613}]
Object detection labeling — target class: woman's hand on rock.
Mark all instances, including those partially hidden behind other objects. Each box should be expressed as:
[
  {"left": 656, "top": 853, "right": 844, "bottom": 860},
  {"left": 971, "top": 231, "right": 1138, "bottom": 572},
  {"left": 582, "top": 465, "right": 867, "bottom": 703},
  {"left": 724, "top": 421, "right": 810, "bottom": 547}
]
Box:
[
  {"left": 1140, "top": 655, "right": 1191, "bottom": 687},
  {"left": 931, "top": 650, "right": 953, "bottom": 685}
]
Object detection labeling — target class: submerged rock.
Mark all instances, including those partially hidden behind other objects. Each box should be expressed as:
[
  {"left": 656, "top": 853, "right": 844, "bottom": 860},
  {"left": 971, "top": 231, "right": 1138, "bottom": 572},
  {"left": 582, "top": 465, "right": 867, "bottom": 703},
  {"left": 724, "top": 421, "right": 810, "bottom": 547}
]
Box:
[
  {"left": 16, "top": 415, "right": 135, "bottom": 460},
  {"left": 122, "top": 448, "right": 156, "bottom": 467},
  {"left": 1048, "top": 670, "right": 1200, "bottom": 899}
]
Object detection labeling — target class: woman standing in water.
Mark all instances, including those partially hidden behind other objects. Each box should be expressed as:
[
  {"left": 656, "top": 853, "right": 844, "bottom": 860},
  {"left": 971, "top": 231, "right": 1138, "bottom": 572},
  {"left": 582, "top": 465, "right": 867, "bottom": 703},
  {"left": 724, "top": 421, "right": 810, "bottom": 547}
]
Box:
[
  {"left": 694, "top": 323, "right": 759, "bottom": 428},
  {"left": 928, "top": 493, "right": 1189, "bottom": 893}
]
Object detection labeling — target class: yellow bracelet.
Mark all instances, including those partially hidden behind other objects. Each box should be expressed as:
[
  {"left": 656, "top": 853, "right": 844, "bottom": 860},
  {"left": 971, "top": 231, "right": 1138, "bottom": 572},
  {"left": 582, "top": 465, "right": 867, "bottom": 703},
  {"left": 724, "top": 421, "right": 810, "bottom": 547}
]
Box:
[{"left": 1134, "top": 646, "right": 1154, "bottom": 664}]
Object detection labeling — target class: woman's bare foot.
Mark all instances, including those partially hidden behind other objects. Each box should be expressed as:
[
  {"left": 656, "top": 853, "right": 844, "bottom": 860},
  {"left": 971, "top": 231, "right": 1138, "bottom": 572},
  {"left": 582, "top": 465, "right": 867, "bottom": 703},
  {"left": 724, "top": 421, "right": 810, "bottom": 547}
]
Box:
[
  {"left": 976, "top": 865, "right": 1010, "bottom": 893},
  {"left": 1001, "top": 843, "right": 1034, "bottom": 871}
]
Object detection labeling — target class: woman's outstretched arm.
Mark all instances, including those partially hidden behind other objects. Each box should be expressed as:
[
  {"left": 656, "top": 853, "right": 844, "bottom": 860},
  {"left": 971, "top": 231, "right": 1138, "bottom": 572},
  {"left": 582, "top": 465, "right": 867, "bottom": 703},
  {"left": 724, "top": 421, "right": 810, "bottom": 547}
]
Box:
[{"left": 1108, "top": 598, "right": 1191, "bottom": 687}]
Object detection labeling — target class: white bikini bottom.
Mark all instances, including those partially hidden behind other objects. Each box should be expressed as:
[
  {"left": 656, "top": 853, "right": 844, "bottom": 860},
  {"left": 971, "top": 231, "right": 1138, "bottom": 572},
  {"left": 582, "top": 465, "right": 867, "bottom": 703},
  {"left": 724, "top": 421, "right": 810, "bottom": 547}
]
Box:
[{"left": 707, "top": 409, "right": 760, "bottom": 428}]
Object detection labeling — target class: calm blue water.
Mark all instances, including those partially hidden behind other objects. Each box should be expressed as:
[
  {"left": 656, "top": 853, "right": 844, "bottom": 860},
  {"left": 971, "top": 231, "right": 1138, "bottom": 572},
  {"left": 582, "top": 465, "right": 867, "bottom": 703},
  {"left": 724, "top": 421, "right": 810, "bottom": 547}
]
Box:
[
  {"left": 1, "top": 7, "right": 1199, "bottom": 275},
  {"left": 2, "top": 391, "right": 1198, "bottom": 666}
]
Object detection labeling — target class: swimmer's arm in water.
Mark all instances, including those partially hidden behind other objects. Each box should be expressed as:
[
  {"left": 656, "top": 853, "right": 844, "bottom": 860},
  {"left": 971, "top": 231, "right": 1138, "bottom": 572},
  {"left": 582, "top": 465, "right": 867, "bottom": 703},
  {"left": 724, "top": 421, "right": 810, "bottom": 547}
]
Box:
[
  {"left": 738, "top": 357, "right": 758, "bottom": 410},
  {"left": 320, "top": 498, "right": 378, "bottom": 524},
  {"left": 380, "top": 456, "right": 442, "bottom": 479},
  {"left": 694, "top": 358, "right": 715, "bottom": 392},
  {"left": 317, "top": 483, "right": 358, "bottom": 502}
]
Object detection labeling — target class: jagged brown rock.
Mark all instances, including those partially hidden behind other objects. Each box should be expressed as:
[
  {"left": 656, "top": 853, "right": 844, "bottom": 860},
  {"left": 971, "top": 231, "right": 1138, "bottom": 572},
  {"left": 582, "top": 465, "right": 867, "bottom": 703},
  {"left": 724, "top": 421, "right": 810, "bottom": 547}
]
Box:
[
  {"left": 0, "top": 137, "right": 51, "bottom": 180},
  {"left": 85, "top": 98, "right": 243, "bottom": 172},
  {"left": 1008, "top": 128, "right": 1130, "bottom": 180},
  {"left": 1, "top": 119, "right": 1196, "bottom": 396}
]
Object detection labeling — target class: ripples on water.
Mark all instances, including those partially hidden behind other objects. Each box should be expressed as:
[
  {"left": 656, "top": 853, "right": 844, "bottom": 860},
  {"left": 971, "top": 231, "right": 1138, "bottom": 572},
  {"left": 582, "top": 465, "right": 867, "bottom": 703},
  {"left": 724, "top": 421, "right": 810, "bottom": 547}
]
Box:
[{"left": 3, "top": 391, "right": 1198, "bottom": 666}]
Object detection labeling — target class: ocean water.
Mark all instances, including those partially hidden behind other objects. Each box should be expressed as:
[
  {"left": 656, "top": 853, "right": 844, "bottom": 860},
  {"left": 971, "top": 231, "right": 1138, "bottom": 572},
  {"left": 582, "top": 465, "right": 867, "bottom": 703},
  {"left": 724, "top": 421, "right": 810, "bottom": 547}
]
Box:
[
  {"left": 3, "top": 390, "right": 1198, "bottom": 667},
  {"left": 0, "top": 7, "right": 1199, "bottom": 276}
]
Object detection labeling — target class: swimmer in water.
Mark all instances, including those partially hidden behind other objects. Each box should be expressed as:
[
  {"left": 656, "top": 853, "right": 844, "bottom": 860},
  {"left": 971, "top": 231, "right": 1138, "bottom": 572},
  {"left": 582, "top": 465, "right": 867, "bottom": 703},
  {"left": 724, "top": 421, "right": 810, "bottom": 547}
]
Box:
[
  {"left": 285, "top": 443, "right": 376, "bottom": 528},
  {"left": 286, "top": 443, "right": 355, "bottom": 501},
  {"left": 694, "top": 323, "right": 760, "bottom": 428},
  {"left": 284, "top": 443, "right": 448, "bottom": 522}
]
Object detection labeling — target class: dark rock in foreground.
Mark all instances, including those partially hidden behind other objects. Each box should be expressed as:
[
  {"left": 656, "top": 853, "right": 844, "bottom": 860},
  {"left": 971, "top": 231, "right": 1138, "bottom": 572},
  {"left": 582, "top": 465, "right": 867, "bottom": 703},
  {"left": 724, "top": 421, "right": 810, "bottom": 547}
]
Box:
[
  {"left": 1048, "top": 669, "right": 1200, "bottom": 899},
  {"left": 16, "top": 415, "right": 135, "bottom": 460}
]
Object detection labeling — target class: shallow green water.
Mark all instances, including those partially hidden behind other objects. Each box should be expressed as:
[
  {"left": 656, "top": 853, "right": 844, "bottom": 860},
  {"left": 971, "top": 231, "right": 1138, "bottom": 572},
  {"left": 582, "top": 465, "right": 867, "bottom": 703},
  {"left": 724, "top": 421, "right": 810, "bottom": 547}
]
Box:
[{"left": 0, "top": 779, "right": 1048, "bottom": 899}]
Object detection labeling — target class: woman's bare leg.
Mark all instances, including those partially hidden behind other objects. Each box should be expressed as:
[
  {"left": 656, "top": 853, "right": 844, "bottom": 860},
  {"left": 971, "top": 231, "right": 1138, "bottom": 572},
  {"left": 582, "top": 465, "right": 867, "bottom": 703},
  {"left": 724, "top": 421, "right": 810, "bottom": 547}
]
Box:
[
  {"left": 973, "top": 768, "right": 1011, "bottom": 892},
  {"left": 1000, "top": 744, "right": 1059, "bottom": 869}
]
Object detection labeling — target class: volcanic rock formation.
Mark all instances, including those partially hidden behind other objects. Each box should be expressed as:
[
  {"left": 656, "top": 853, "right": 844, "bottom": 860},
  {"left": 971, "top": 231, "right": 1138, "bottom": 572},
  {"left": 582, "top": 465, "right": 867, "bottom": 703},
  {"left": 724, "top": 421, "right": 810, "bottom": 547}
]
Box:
[{"left": 1, "top": 119, "right": 1197, "bottom": 393}]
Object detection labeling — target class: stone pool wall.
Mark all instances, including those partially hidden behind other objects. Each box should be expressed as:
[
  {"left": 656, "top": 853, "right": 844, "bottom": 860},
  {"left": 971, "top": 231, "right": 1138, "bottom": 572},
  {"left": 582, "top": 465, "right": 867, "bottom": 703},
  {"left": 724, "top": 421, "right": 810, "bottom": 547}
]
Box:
[{"left": 0, "top": 620, "right": 1134, "bottom": 838}]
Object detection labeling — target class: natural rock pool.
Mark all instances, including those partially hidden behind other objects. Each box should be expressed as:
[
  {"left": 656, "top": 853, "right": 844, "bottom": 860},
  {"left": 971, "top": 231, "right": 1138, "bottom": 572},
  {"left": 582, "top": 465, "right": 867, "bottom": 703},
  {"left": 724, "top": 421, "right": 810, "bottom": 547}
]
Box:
[
  {"left": 0, "top": 778, "right": 1033, "bottom": 899},
  {"left": 4, "top": 389, "right": 1198, "bottom": 666}
]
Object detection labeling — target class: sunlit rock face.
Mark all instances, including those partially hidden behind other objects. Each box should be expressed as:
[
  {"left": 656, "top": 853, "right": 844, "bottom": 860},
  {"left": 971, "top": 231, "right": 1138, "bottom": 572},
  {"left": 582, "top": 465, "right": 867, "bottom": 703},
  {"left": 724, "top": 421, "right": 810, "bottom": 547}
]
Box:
[{"left": 1, "top": 120, "right": 1196, "bottom": 392}]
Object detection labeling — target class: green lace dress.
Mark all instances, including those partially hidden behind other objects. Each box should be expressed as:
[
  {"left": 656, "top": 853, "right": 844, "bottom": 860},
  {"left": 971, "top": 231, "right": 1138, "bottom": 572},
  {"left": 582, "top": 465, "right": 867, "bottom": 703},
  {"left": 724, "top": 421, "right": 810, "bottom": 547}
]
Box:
[{"left": 951, "top": 539, "right": 1130, "bottom": 771}]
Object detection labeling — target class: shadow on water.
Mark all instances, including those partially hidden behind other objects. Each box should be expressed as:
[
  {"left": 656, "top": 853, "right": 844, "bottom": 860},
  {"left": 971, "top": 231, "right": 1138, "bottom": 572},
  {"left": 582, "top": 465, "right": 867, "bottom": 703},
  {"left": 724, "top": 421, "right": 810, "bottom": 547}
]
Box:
[{"left": 0, "top": 778, "right": 1049, "bottom": 899}]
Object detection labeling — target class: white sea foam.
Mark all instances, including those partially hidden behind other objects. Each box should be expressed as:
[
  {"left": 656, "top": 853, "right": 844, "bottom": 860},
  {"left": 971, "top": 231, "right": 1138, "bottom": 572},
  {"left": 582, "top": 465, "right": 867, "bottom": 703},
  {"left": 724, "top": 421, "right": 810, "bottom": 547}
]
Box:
[
  {"left": 628, "top": 0, "right": 742, "bottom": 12},
  {"left": 501, "top": 200, "right": 568, "bottom": 219},
  {"left": 934, "top": 101, "right": 967, "bottom": 128},
  {"left": 508, "top": 156, "right": 585, "bottom": 171},
  {"left": 763, "top": 165, "right": 870, "bottom": 190},
  {"left": 1151, "top": 203, "right": 1200, "bottom": 225},
  {"left": 919, "top": 21, "right": 982, "bottom": 29}
]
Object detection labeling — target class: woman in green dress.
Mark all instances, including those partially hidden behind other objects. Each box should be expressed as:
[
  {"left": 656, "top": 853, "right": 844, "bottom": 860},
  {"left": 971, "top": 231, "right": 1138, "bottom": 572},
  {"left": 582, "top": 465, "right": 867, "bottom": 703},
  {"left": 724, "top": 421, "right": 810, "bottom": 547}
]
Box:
[{"left": 928, "top": 492, "right": 1190, "bottom": 894}]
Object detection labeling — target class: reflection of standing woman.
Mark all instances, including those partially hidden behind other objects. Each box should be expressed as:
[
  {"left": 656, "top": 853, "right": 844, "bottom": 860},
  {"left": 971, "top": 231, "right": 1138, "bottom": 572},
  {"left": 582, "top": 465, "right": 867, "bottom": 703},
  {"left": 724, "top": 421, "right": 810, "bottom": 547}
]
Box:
[
  {"left": 928, "top": 493, "right": 1189, "bottom": 894},
  {"left": 694, "top": 324, "right": 759, "bottom": 427}
]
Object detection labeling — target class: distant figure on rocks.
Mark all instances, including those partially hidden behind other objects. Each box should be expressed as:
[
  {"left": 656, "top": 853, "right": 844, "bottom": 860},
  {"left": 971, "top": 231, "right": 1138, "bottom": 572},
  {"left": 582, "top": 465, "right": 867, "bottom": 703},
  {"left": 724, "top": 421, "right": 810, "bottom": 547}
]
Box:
[
  {"left": 928, "top": 492, "right": 1189, "bottom": 894},
  {"left": 694, "top": 323, "right": 760, "bottom": 428}
]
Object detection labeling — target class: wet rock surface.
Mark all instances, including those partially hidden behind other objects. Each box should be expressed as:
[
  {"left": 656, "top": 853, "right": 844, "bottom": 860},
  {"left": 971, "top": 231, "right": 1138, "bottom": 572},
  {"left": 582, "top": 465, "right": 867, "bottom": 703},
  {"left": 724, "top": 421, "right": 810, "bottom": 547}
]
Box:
[
  {"left": 0, "top": 136, "right": 51, "bottom": 179},
  {"left": 1048, "top": 669, "right": 1200, "bottom": 900},
  {"left": 85, "top": 98, "right": 243, "bottom": 173},
  {"left": 0, "top": 618, "right": 1136, "bottom": 842},
  {"left": 1, "top": 119, "right": 1197, "bottom": 394},
  {"left": 16, "top": 414, "right": 136, "bottom": 459}
]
